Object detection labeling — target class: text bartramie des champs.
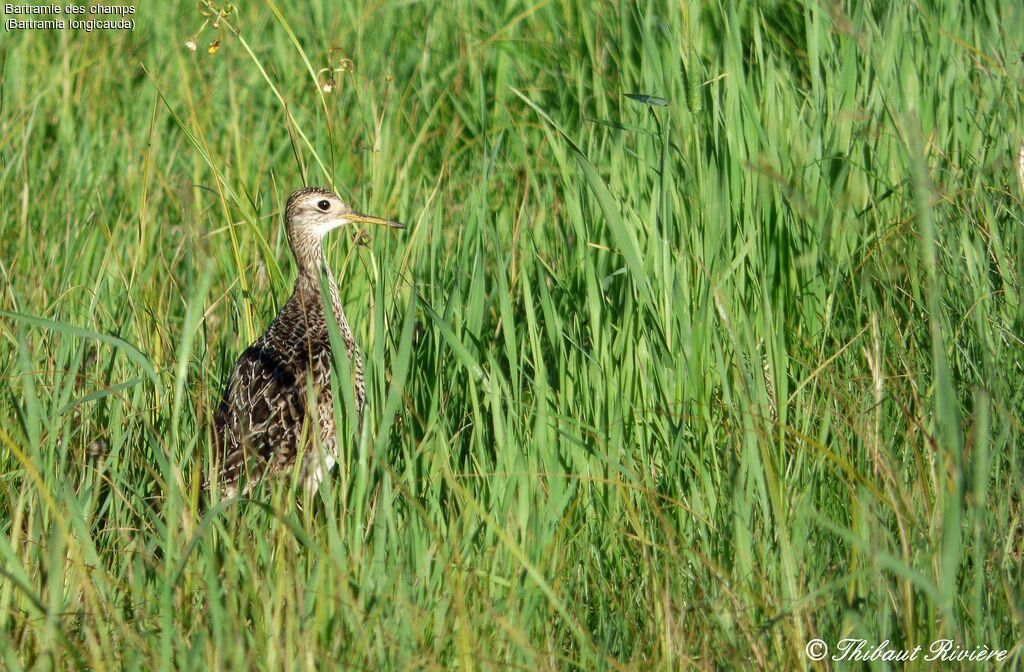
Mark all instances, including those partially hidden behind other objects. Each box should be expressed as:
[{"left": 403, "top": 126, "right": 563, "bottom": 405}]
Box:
[
  {"left": 4, "top": 3, "right": 135, "bottom": 31},
  {"left": 4, "top": 4, "right": 133, "bottom": 14}
]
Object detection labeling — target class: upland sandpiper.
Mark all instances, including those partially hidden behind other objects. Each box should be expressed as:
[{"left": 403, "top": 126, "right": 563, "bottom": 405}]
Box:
[{"left": 211, "top": 187, "right": 403, "bottom": 496}]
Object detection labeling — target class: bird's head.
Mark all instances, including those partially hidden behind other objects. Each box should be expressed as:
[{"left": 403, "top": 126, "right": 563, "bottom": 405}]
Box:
[
  {"left": 285, "top": 186, "right": 403, "bottom": 272},
  {"left": 286, "top": 186, "right": 404, "bottom": 237}
]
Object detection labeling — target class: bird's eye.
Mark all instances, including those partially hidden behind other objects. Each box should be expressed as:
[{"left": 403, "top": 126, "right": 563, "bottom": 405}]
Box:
[{"left": 317, "top": 199, "right": 331, "bottom": 211}]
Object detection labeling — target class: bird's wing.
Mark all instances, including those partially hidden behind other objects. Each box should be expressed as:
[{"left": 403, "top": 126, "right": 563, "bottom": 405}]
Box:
[{"left": 212, "top": 343, "right": 309, "bottom": 493}]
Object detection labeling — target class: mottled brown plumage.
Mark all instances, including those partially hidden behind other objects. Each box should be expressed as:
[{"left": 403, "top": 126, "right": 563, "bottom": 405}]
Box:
[{"left": 211, "top": 187, "right": 403, "bottom": 497}]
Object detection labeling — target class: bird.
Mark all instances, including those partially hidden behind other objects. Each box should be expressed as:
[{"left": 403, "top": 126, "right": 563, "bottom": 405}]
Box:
[{"left": 210, "top": 186, "right": 403, "bottom": 497}]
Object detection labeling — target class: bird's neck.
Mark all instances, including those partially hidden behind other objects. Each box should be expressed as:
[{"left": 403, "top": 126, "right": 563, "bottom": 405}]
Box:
[
  {"left": 293, "top": 257, "right": 345, "bottom": 331},
  {"left": 287, "top": 234, "right": 349, "bottom": 345},
  {"left": 291, "top": 231, "right": 324, "bottom": 277},
  {"left": 292, "top": 232, "right": 331, "bottom": 305},
  {"left": 287, "top": 238, "right": 364, "bottom": 412},
  {"left": 296, "top": 261, "right": 339, "bottom": 303}
]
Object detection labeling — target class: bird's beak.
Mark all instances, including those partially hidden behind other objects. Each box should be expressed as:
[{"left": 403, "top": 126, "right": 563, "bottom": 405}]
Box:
[{"left": 346, "top": 210, "right": 405, "bottom": 230}]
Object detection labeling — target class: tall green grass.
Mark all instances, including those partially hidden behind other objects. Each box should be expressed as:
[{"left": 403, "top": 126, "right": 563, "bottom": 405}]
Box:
[{"left": 1, "top": 0, "right": 1022, "bottom": 668}]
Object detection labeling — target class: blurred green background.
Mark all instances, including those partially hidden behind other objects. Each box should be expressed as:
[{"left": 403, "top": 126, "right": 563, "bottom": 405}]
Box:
[{"left": 1, "top": 0, "right": 1022, "bottom": 668}]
